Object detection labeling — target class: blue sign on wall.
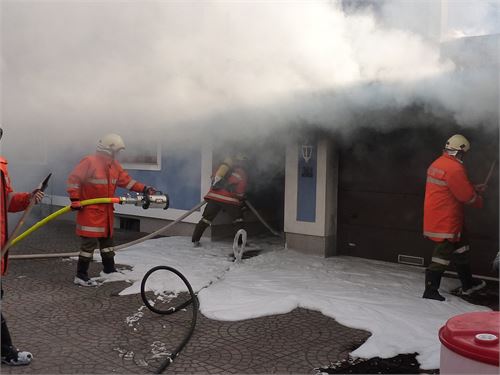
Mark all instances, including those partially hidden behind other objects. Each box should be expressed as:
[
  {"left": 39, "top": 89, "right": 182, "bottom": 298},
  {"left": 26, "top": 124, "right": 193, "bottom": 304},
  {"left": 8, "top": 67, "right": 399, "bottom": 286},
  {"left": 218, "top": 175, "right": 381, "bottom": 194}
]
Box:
[{"left": 296, "top": 142, "right": 317, "bottom": 222}]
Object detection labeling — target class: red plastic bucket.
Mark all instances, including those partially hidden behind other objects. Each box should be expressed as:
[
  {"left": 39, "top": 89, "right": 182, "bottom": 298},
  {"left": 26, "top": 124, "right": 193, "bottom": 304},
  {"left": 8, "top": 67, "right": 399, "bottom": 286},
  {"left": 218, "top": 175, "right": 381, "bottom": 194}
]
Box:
[{"left": 439, "top": 311, "right": 499, "bottom": 374}]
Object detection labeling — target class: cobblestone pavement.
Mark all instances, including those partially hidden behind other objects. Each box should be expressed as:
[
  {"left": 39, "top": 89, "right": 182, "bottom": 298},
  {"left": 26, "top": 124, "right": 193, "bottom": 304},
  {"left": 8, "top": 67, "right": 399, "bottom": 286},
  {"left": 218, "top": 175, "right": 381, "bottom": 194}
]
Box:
[{"left": 1, "top": 221, "right": 370, "bottom": 374}]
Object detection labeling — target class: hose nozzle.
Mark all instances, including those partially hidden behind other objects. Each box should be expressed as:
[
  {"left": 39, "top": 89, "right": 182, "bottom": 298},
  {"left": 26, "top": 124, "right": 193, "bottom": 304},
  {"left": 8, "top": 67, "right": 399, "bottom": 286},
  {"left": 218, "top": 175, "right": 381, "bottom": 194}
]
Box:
[{"left": 119, "top": 192, "right": 169, "bottom": 210}]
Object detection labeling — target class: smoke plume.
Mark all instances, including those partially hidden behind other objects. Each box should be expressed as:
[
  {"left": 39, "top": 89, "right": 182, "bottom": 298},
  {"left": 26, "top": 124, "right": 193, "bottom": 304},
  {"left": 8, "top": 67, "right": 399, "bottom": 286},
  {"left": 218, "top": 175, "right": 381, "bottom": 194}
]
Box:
[{"left": 1, "top": 0, "right": 498, "bottom": 169}]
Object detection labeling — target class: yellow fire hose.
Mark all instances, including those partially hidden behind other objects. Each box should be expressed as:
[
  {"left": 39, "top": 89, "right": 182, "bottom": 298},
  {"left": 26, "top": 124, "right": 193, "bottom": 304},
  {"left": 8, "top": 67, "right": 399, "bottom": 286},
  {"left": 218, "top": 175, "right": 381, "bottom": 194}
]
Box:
[
  {"left": 6, "top": 197, "right": 120, "bottom": 252},
  {"left": 7, "top": 199, "right": 207, "bottom": 260},
  {"left": 7, "top": 196, "right": 279, "bottom": 260}
]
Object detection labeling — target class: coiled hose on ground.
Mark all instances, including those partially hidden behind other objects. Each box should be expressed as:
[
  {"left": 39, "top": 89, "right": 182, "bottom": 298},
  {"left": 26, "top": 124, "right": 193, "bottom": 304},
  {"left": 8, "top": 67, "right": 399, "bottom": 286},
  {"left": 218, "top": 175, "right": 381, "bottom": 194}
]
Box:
[
  {"left": 137, "top": 230, "right": 249, "bottom": 373},
  {"left": 140, "top": 266, "right": 199, "bottom": 374}
]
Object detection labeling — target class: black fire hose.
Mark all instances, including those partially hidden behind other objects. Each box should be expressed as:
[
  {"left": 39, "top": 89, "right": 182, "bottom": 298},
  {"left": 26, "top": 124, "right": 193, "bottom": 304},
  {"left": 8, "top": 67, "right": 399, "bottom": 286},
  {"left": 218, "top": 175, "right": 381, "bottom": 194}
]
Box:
[{"left": 140, "top": 266, "right": 199, "bottom": 374}]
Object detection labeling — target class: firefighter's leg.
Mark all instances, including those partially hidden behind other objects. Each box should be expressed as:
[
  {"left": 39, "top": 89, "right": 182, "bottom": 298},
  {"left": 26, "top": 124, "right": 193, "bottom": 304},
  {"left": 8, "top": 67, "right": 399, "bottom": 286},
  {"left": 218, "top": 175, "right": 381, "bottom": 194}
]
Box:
[
  {"left": 192, "top": 201, "right": 221, "bottom": 244},
  {"left": 1, "top": 297, "right": 33, "bottom": 366},
  {"left": 225, "top": 205, "right": 245, "bottom": 244},
  {"left": 76, "top": 237, "right": 95, "bottom": 279},
  {"left": 1, "top": 289, "right": 13, "bottom": 356},
  {"left": 99, "top": 237, "right": 117, "bottom": 274},
  {"left": 0, "top": 312, "right": 32, "bottom": 365},
  {"left": 74, "top": 237, "right": 98, "bottom": 286},
  {"left": 453, "top": 241, "right": 486, "bottom": 295},
  {"left": 1, "top": 312, "right": 13, "bottom": 355},
  {"left": 423, "top": 241, "right": 454, "bottom": 301}
]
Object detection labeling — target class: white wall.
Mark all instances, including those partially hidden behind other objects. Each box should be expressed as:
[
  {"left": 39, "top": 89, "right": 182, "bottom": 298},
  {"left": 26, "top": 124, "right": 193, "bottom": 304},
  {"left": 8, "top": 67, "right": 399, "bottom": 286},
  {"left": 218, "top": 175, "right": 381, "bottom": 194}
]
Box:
[{"left": 284, "top": 138, "right": 338, "bottom": 239}]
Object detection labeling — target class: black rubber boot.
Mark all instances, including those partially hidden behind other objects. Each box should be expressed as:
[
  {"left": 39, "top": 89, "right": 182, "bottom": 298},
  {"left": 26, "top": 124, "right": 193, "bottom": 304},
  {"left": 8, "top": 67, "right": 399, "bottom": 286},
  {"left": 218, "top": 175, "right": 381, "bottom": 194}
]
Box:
[
  {"left": 422, "top": 270, "right": 445, "bottom": 301},
  {"left": 456, "top": 263, "right": 474, "bottom": 290},
  {"left": 102, "top": 256, "right": 118, "bottom": 274},
  {"left": 76, "top": 259, "right": 90, "bottom": 280},
  {"left": 1, "top": 347, "right": 33, "bottom": 366},
  {"left": 192, "top": 221, "right": 209, "bottom": 243},
  {"left": 456, "top": 264, "right": 486, "bottom": 295},
  {"left": 73, "top": 259, "right": 97, "bottom": 286},
  {"left": 1, "top": 313, "right": 13, "bottom": 353}
]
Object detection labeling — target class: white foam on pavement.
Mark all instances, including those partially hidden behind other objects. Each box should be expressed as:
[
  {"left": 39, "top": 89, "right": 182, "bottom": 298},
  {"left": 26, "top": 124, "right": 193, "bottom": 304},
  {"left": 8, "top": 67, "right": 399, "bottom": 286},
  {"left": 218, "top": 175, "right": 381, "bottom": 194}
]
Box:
[
  {"left": 97, "top": 236, "right": 234, "bottom": 296},
  {"left": 100, "top": 236, "right": 489, "bottom": 369}
]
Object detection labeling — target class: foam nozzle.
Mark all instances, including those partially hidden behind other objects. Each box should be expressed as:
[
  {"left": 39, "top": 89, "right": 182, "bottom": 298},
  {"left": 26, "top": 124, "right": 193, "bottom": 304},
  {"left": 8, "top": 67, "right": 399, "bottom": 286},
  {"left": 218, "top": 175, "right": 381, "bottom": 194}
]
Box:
[{"left": 142, "top": 192, "right": 169, "bottom": 210}]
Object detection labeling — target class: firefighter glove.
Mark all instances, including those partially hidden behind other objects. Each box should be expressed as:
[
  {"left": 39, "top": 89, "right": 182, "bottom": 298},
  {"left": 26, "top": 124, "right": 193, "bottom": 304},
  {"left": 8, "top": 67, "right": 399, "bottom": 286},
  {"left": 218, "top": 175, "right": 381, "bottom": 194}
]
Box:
[
  {"left": 475, "top": 183, "right": 488, "bottom": 193},
  {"left": 143, "top": 186, "right": 157, "bottom": 195},
  {"left": 31, "top": 189, "right": 45, "bottom": 204},
  {"left": 70, "top": 199, "right": 82, "bottom": 210}
]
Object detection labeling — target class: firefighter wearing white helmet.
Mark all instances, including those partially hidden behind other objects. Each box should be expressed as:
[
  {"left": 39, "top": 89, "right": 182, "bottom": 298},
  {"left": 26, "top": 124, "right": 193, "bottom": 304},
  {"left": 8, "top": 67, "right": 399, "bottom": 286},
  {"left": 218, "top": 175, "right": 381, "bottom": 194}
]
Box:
[
  {"left": 422, "top": 134, "right": 486, "bottom": 301},
  {"left": 67, "top": 133, "right": 157, "bottom": 286},
  {"left": 444, "top": 134, "right": 470, "bottom": 155},
  {"left": 234, "top": 152, "right": 248, "bottom": 162},
  {"left": 97, "top": 133, "right": 126, "bottom": 155}
]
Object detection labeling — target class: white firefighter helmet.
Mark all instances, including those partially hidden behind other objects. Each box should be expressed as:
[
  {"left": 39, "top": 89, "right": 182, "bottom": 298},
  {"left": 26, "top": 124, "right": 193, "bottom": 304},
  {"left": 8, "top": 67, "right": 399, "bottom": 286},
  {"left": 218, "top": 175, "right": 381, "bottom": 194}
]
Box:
[
  {"left": 97, "top": 133, "right": 125, "bottom": 154},
  {"left": 234, "top": 152, "right": 248, "bottom": 162},
  {"left": 445, "top": 134, "right": 470, "bottom": 153}
]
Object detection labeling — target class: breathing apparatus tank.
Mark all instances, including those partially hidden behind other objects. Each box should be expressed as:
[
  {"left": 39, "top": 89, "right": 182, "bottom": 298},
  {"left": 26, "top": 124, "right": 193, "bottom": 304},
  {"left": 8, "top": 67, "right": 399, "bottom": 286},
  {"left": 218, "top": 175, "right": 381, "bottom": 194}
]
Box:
[{"left": 212, "top": 157, "right": 234, "bottom": 188}]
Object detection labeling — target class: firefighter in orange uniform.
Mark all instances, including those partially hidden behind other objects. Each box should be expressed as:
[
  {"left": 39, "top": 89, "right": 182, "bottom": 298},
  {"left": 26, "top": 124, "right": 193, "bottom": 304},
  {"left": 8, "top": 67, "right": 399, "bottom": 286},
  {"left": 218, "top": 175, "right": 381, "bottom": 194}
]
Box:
[
  {"left": 1, "top": 127, "right": 44, "bottom": 365},
  {"left": 422, "top": 134, "right": 486, "bottom": 301},
  {"left": 67, "top": 134, "right": 156, "bottom": 286},
  {"left": 192, "top": 154, "right": 248, "bottom": 247}
]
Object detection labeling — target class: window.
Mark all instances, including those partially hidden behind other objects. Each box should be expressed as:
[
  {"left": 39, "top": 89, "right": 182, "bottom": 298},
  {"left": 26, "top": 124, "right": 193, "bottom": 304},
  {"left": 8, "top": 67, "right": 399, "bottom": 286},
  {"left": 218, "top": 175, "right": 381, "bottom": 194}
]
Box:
[{"left": 121, "top": 142, "right": 162, "bottom": 171}]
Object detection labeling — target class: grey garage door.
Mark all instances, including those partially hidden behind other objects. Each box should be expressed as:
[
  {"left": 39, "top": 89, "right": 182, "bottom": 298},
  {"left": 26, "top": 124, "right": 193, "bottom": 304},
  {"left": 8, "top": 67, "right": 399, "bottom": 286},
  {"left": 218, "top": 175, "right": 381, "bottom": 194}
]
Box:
[{"left": 337, "top": 124, "right": 498, "bottom": 277}]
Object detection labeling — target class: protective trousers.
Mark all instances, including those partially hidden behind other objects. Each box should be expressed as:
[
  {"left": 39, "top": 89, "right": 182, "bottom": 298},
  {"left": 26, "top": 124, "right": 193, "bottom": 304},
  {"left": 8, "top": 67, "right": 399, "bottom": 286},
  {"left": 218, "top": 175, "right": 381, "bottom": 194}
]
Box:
[
  {"left": 76, "top": 236, "right": 116, "bottom": 277},
  {"left": 1, "top": 288, "right": 13, "bottom": 356},
  {"left": 192, "top": 200, "right": 244, "bottom": 243},
  {"left": 427, "top": 235, "right": 474, "bottom": 289}
]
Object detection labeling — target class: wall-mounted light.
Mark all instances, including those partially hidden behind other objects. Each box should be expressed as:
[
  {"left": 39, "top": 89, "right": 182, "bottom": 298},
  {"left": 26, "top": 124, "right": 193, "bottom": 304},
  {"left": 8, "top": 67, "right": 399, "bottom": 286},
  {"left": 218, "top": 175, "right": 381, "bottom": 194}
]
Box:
[{"left": 301, "top": 143, "right": 313, "bottom": 163}]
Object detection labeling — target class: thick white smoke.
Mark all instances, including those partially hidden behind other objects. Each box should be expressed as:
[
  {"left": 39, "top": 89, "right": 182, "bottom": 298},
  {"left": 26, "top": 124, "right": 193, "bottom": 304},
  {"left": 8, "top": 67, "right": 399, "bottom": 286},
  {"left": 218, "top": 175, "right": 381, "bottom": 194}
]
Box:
[{"left": 0, "top": 0, "right": 498, "bottom": 152}]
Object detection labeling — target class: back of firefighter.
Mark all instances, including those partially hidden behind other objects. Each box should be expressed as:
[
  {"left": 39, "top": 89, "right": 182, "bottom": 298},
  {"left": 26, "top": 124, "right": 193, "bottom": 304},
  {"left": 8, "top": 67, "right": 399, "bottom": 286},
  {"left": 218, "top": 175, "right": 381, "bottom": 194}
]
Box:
[
  {"left": 422, "top": 134, "right": 486, "bottom": 301},
  {"left": 1, "top": 127, "right": 44, "bottom": 366},
  {"left": 191, "top": 154, "right": 248, "bottom": 246},
  {"left": 67, "top": 133, "right": 156, "bottom": 287}
]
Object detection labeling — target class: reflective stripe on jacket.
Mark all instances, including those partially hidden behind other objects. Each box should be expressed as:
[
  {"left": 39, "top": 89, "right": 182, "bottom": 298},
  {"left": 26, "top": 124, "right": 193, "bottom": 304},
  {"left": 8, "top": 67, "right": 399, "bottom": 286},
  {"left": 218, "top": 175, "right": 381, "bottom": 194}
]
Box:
[
  {"left": 205, "top": 166, "right": 247, "bottom": 206},
  {"left": 1, "top": 157, "right": 31, "bottom": 275},
  {"left": 423, "top": 153, "right": 482, "bottom": 243},
  {"left": 67, "top": 152, "right": 145, "bottom": 238}
]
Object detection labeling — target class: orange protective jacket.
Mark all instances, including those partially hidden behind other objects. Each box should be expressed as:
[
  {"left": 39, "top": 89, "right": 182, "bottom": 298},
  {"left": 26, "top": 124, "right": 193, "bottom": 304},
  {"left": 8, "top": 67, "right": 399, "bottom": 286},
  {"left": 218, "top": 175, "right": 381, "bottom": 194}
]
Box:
[
  {"left": 1, "top": 157, "right": 31, "bottom": 275},
  {"left": 423, "top": 153, "right": 482, "bottom": 242},
  {"left": 205, "top": 166, "right": 247, "bottom": 206},
  {"left": 67, "top": 152, "right": 145, "bottom": 238}
]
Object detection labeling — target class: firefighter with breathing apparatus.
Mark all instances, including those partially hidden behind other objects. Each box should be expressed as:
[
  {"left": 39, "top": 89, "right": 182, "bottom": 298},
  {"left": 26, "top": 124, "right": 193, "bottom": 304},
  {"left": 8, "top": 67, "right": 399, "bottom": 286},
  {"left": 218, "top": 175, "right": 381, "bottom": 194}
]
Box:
[
  {"left": 192, "top": 153, "right": 248, "bottom": 247},
  {"left": 67, "top": 133, "right": 158, "bottom": 287},
  {"left": 1, "top": 127, "right": 44, "bottom": 365},
  {"left": 422, "top": 134, "right": 487, "bottom": 301}
]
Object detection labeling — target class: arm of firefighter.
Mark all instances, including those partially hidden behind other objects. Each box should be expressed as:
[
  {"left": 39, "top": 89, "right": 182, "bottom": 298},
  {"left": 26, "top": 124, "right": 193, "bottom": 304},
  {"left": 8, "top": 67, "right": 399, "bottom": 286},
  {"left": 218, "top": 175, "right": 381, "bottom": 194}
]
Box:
[
  {"left": 447, "top": 168, "right": 483, "bottom": 208},
  {"left": 3, "top": 166, "right": 31, "bottom": 212},
  {"left": 7, "top": 192, "right": 31, "bottom": 212},
  {"left": 117, "top": 167, "right": 146, "bottom": 193},
  {"left": 67, "top": 157, "right": 91, "bottom": 200}
]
